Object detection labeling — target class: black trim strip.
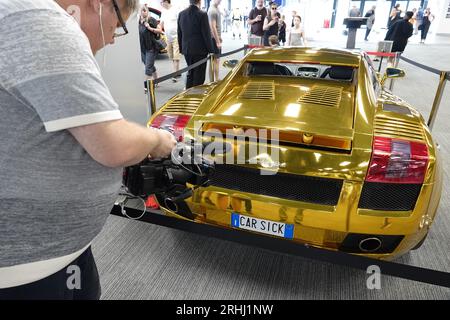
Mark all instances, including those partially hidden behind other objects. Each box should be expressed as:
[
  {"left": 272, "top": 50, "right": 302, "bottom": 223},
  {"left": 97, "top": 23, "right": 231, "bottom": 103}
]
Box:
[{"left": 110, "top": 206, "right": 450, "bottom": 289}]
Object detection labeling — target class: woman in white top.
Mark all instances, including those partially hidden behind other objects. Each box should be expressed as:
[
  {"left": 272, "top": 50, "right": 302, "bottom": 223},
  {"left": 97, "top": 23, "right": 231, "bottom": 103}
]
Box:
[{"left": 288, "top": 15, "right": 307, "bottom": 46}]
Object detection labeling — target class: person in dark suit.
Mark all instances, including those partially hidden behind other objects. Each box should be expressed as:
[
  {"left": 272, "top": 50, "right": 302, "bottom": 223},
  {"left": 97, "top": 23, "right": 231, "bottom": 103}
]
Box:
[
  {"left": 177, "top": 0, "right": 214, "bottom": 89},
  {"left": 385, "top": 11, "right": 414, "bottom": 54}
]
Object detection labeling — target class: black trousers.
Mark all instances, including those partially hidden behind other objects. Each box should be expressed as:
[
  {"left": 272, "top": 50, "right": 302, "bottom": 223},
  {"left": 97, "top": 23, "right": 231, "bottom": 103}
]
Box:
[
  {"left": 0, "top": 247, "right": 101, "bottom": 300},
  {"left": 421, "top": 24, "right": 430, "bottom": 40},
  {"left": 185, "top": 54, "right": 208, "bottom": 89},
  {"left": 365, "top": 28, "right": 372, "bottom": 40}
]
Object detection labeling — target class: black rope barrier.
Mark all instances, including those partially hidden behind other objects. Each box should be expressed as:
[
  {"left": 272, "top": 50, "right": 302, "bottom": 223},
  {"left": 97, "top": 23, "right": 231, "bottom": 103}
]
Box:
[
  {"left": 399, "top": 55, "right": 443, "bottom": 76},
  {"left": 218, "top": 45, "right": 248, "bottom": 58},
  {"left": 154, "top": 56, "right": 210, "bottom": 84},
  {"left": 111, "top": 205, "right": 450, "bottom": 289},
  {"left": 153, "top": 46, "right": 247, "bottom": 85}
]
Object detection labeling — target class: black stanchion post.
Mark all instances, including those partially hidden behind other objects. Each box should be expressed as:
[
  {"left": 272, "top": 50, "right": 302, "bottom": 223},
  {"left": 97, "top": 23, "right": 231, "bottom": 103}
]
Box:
[
  {"left": 427, "top": 71, "right": 448, "bottom": 131},
  {"left": 378, "top": 55, "right": 384, "bottom": 73},
  {"left": 388, "top": 52, "right": 401, "bottom": 91}
]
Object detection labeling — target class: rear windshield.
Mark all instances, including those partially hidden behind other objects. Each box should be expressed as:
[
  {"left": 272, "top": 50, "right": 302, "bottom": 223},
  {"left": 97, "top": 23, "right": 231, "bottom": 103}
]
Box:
[{"left": 244, "top": 61, "right": 356, "bottom": 82}]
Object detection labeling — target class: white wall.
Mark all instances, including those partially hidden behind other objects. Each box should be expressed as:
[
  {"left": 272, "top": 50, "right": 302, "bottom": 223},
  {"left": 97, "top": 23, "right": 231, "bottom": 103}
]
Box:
[
  {"left": 96, "top": 15, "right": 149, "bottom": 124},
  {"left": 433, "top": 0, "right": 450, "bottom": 35}
]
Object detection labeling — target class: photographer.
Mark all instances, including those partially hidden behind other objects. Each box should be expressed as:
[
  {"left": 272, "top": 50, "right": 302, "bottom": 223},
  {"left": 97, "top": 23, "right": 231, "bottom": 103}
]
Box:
[
  {"left": 263, "top": 4, "right": 280, "bottom": 47},
  {"left": 0, "top": 0, "right": 176, "bottom": 300},
  {"left": 139, "top": 5, "right": 164, "bottom": 83}
]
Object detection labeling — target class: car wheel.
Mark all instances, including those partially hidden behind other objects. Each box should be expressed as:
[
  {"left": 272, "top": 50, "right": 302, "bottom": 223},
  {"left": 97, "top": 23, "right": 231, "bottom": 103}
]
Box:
[{"left": 412, "top": 232, "right": 428, "bottom": 250}]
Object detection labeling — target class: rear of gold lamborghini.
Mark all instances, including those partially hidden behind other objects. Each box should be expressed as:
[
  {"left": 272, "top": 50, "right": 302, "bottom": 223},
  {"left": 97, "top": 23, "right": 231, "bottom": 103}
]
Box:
[{"left": 148, "top": 48, "right": 442, "bottom": 260}]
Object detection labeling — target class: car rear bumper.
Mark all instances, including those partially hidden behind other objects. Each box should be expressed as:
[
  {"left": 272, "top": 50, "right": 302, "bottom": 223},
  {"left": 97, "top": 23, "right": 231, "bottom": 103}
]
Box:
[{"left": 159, "top": 179, "right": 440, "bottom": 259}]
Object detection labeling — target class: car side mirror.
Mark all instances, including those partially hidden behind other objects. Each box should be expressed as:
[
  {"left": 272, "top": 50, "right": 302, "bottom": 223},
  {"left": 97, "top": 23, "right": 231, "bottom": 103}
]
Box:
[
  {"left": 223, "top": 59, "right": 239, "bottom": 69},
  {"left": 381, "top": 67, "right": 406, "bottom": 86}
]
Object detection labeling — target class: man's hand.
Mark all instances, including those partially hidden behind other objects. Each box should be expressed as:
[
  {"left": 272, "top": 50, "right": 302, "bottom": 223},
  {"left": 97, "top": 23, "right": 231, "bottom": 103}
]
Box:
[
  {"left": 149, "top": 128, "right": 177, "bottom": 158},
  {"left": 256, "top": 15, "right": 262, "bottom": 21}
]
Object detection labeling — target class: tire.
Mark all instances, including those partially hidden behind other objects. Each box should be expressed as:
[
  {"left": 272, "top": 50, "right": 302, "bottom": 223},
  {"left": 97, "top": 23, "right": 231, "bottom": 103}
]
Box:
[{"left": 412, "top": 232, "right": 428, "bottom": 250}]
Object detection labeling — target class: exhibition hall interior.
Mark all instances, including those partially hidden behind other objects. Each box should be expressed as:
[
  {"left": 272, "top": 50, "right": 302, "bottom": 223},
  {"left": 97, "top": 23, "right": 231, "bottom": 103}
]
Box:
[{"left": 0, "top": 0, "right": 449, "bottom": 301}]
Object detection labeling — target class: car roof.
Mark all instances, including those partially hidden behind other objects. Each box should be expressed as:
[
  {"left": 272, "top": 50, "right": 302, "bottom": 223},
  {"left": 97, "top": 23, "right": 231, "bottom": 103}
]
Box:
[{"left": 246, "top": 47, "right": 362, "bottom": 67}]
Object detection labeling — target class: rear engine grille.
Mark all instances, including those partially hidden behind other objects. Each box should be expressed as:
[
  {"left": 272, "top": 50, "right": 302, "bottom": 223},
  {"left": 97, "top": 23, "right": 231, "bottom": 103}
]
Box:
[
  {"left": 210, "top": 165, "right": 343, "bottom": 206},
  {"left": 383, "top": 104, "right": 412, "bottom": 115},
  {"left": 358, "top": 182, "right": 422, "bottom": 211},
  {"left": 239, "top": 81, "right": 275, "bottom": 100},
  {"left": 298, "top": 86, "right": 343, "bottom": 107},
  {"left": 162, "top": 97, "right": 203, "bottom": 115},
  {"left": 374, "top": 115, "right": 424, "bottom": 141}
]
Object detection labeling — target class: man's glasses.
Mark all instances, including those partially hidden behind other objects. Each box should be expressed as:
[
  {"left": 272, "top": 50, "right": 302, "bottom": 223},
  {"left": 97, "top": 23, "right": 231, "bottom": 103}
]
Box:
[
  {"left": 271, "top": 7, "right": 277, "bottom": 10},
  {"left": 112, "top": 0, "right": 129, "bottom": 38}
]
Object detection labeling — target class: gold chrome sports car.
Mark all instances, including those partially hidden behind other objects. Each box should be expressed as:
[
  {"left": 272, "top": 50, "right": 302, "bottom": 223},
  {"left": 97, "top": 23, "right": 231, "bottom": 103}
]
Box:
[{"left": 148, "top": 47, "right": 442, "bottom": 260}]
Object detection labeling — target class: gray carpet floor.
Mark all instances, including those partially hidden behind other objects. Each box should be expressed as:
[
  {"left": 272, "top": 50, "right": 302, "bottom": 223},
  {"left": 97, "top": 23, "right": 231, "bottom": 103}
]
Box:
[{"left": 93, "top": 33, "right": 450, "bottom": 300}]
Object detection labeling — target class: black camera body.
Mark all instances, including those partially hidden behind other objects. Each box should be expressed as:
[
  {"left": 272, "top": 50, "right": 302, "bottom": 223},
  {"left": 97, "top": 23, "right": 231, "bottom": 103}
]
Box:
[
  {"left": 123, "top": 144, "right": 215, "bottom": 219},
  {"left": 123, "top": 158, "right": 213, "bottom": 197}
]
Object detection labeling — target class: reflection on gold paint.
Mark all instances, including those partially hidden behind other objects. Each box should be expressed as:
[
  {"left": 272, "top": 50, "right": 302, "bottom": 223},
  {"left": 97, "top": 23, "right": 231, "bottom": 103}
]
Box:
[
  {"left": 284, "top": 103, "right": 301, "bottom": 118},
  {"left": 339, "top": 161, "right": 351, "bottom": 167},
  {"left": 222, "top": 103, "right": 242, "bottom": 116},
  {"left": 314, "top": 153, "right": 322, "bottom": 162},
  {"left": 358, "top": 161, "right": 369, "bottom": 167}
]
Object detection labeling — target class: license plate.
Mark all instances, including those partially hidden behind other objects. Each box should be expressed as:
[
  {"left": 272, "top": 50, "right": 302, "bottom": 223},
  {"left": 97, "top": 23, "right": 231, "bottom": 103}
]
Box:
[{"left": 231, "top": 213, "right": 294, "bottom": 239}]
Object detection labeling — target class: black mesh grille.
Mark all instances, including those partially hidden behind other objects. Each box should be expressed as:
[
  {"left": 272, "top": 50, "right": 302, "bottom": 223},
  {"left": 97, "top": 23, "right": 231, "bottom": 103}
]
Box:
[
  {"left": 359, "top": 182, "right": 422, "bottom": 211},
  {"left": 210, "top": 165, "right": 343, "bottom": 205},
  {"left": 339, "top": 234, "right": 404, "bottom": 254}
]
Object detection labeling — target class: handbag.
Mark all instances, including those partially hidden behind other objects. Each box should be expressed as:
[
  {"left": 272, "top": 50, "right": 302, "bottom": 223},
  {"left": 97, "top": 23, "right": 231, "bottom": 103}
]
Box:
[{"left": 152, "top": 36, "right": 167, "bottom": 51}]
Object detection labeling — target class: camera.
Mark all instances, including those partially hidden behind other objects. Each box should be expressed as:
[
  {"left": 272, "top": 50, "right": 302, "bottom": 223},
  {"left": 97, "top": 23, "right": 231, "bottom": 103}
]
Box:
[{"left": 123, "top": 142, "right": 215, "bottom": 219}]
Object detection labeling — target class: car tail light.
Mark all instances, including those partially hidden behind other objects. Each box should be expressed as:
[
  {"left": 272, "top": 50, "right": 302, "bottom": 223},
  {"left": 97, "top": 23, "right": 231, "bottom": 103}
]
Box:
[
  {"left": 366, "top": 137, "right": 428, "bottom": 184},
  {"left": 150, "top": 114, "right": 191, "bottom": 142},
  {"left": 145, "top": 195, "right": 160, "bottom": 209}
]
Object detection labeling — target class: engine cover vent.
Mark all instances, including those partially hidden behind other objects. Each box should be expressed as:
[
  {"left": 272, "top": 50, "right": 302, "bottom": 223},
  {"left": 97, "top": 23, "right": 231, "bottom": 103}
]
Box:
[
  {"left": 374, "top": 115, "right": 424, "bottom": 141},
  {"left": 161, "top": 97, "right": 204, "bottom": 115},
  {"left": 298, "top": 86, "right": 343, "bottom": 108},
  {"left": 383, "top": 104, "right": 412, "bottom": 115},
  {"left": 239, "top": 81, "right": 275, "bottom": 100}
]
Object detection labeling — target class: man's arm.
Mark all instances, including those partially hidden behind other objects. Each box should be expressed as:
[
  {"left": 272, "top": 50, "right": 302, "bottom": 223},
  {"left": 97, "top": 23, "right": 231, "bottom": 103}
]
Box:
[
  {"left": 177, "top": 14, "right": 183, "bottom": 53},
  {"left": 201, "top": 13, "right": 214, "bottom": 53},
  {"left": 69, "top": 119, "right": 176, "bottom": 168},
  {"left": 248, "top": 9, "right": 257, "bottom": 25},
  {"left": 406, "top": 23, "right": 413, "bottom": 38},
  {"left": 263, "top": 17, "right": 275, "bottom": 30},
  {"left": 145, "top": 18, "right": 163, "bottom": 35}
]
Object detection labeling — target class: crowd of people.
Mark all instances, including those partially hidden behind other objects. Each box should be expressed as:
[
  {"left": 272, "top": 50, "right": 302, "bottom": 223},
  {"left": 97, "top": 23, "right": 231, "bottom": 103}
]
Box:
[
  {"left": 350, "top": 4, "right": 436, "bottom": 45},
  {"left": 138, "top": 1, "right": 438, "bottom": 89},
  {"left": 138, "top": 0, "right": 307, "bottom": 89},
  {"left": 382, "top": 5, "right": 436, "bottom": 59},
  {"left": 229, "top": 1, "right": 307, "bottom": 47}
]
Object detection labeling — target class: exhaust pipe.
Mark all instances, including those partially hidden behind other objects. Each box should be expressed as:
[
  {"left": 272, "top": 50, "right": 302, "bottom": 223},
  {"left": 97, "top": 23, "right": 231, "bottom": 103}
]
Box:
[
  {"left": 358, "top": 237, "right": 382, "bottom": 253},
  {"left": 163, "top": 189, "right": 194, "bottom": 214},
  {"left": 164, "top": 198, "right": 179, "bottom": 213}
]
